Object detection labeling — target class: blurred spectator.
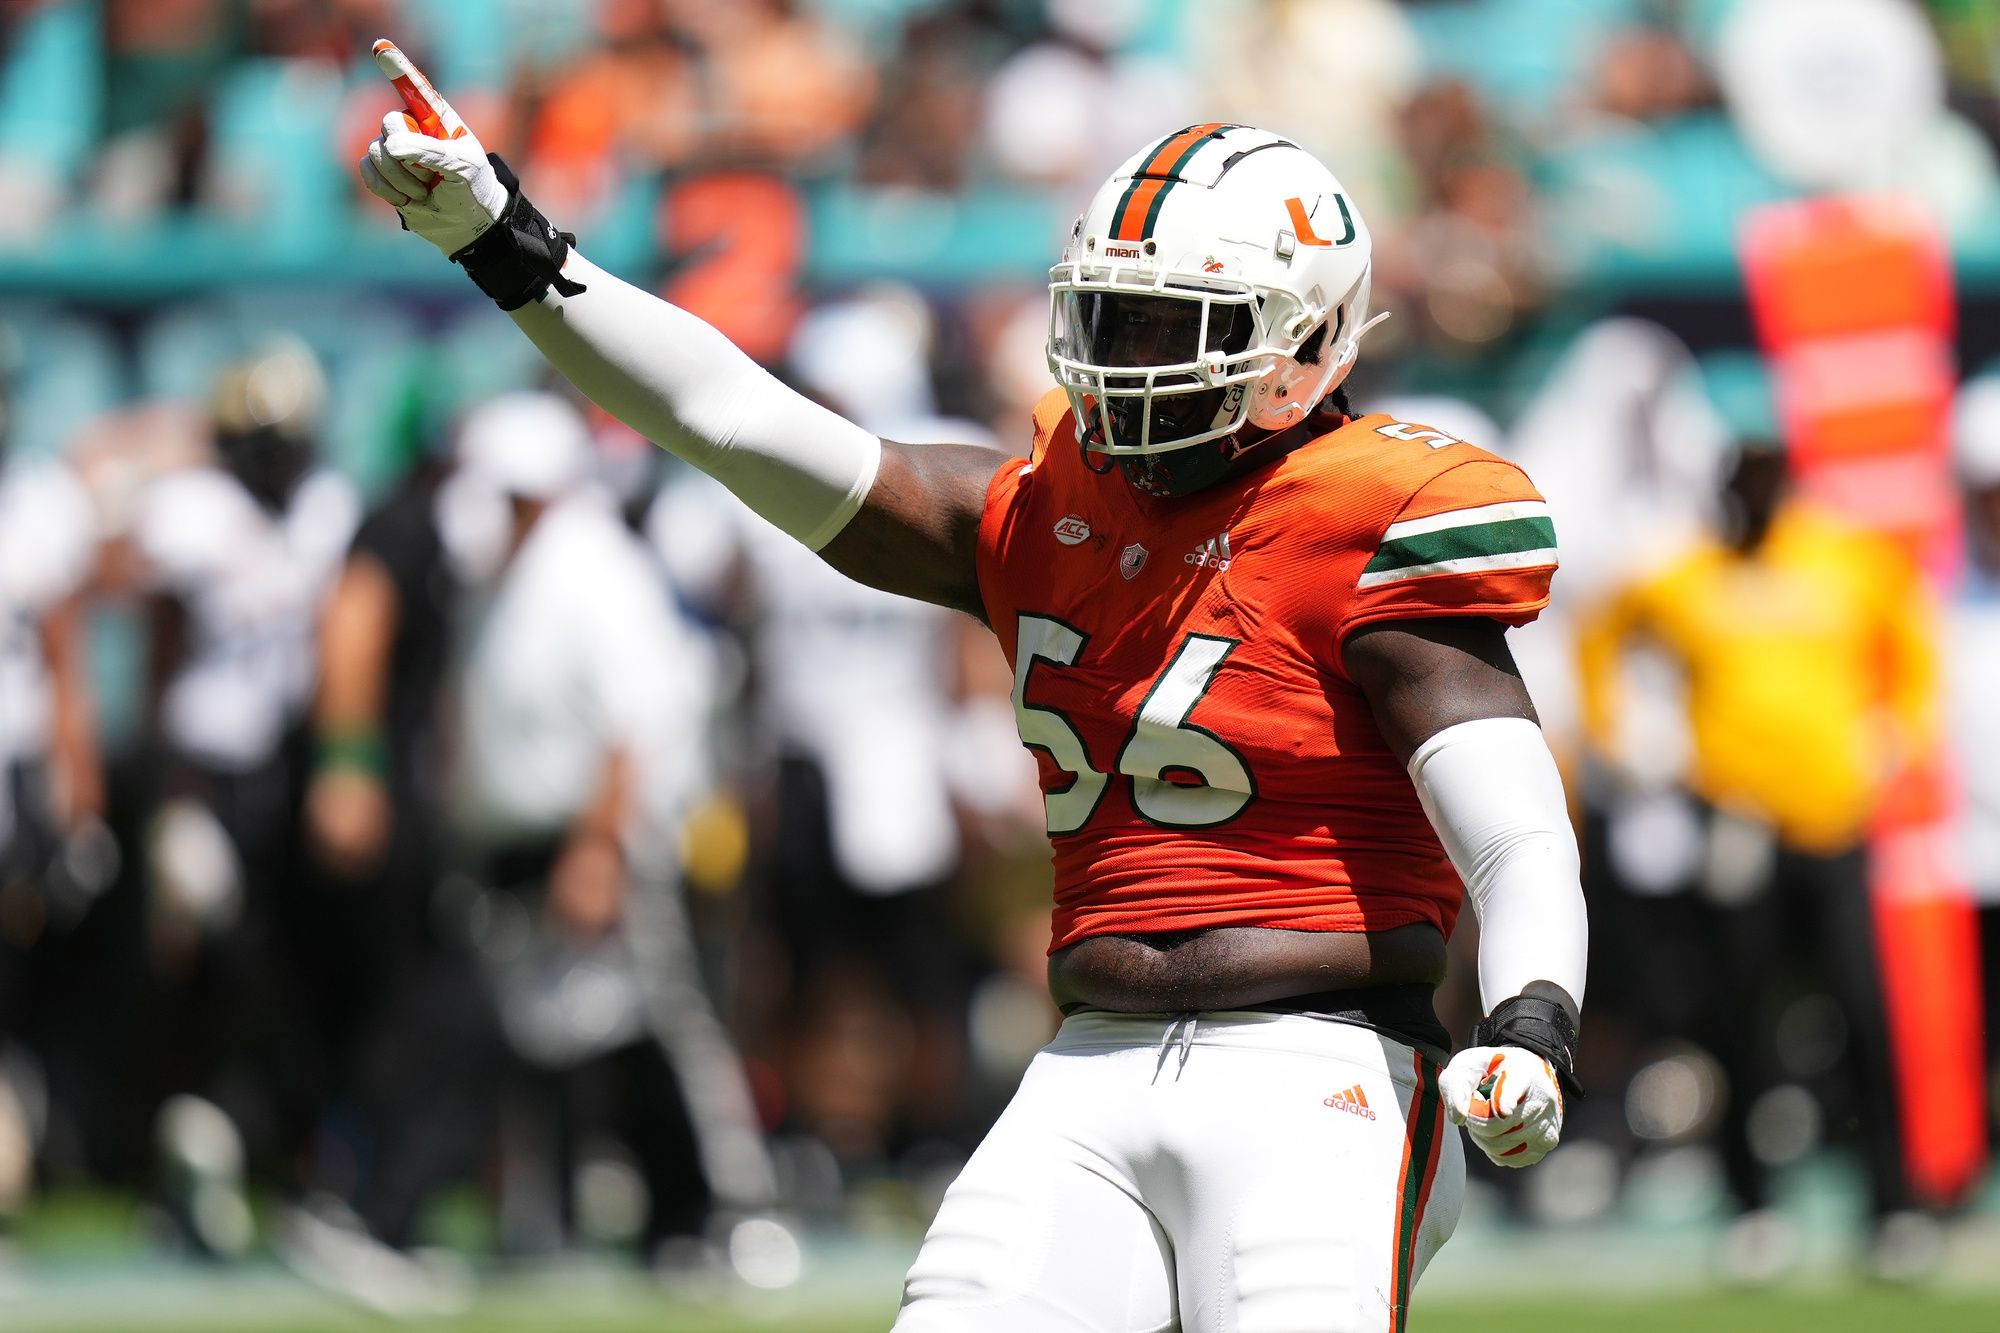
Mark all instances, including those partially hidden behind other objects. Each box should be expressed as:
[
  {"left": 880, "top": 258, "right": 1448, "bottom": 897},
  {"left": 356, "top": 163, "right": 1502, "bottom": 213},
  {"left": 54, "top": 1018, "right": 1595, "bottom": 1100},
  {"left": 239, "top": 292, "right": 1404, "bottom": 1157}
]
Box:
[
  {"left": 1717, "top": 0, "right": 1997, "bottom": 224},
  {"left": 1390, "top": 78, "right": 1550, "bottom": 357},
  {"left": 1589, "top": 24, "right": 1711, "bottom": 129},
  {"left": 979, "top": 0, "right": 1192, "bottom": 192},
  {"left": 855, "top": 3, "right": 1011, "bottom": 192},
  {"left": 0, "top": 354, "right": 104, "bottom": 1225},
  {"left": 677, "top": 0, "right": 875, "bottom": 170},
  {"left": 525, "top": 0, "right": 874, "bottom": 223},
  {"left": 648, "top": 290, "right": 1010, "bottom": 1175},
  {"left": 298, "top": 409, "right": 497, "bottom": 1254},
  {"left": 1506, "top": 320, "right": 1730, "bottom": 755},
  {"left": 449, "top": 392, "right": 775, "bottom": 1257},
  {"left": 92, "top": 0, "right": 250, "bottom": 221},
  {"left": 245, "top": 0, "right": 403, "bottom": 67},
  {"left": 1576, "top": 365, "right": 1939, "bottom": 1278},
  {"left": 132, "top": 338, "right": 360, "bottom": 1254},
  {"left": 0, "top": 1, "right": 94, "bottom": 239},
  {"left": 656, "top": 173, "right": 810, "bottom": 365},
  {"left": 519, "top": 1, "right": 706, "bottom": 220},
  {"left": 1191, "top": 0, "right": 1420, "bottom": 222}
]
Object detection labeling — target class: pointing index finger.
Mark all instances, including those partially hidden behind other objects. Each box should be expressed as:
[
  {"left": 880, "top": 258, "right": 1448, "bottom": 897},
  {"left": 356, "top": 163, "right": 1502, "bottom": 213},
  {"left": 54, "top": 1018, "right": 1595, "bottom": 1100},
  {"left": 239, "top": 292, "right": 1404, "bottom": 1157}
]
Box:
[{"left": 371, "top": 38, "right": 465, "bottom": 140}]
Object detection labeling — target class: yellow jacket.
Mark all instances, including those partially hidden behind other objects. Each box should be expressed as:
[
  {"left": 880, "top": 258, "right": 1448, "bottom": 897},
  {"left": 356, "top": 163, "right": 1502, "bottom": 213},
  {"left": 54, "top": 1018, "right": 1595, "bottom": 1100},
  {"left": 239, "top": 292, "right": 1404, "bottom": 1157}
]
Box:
[{"left": 1577, "top": 501, "right": 1939, "bottom": 854}]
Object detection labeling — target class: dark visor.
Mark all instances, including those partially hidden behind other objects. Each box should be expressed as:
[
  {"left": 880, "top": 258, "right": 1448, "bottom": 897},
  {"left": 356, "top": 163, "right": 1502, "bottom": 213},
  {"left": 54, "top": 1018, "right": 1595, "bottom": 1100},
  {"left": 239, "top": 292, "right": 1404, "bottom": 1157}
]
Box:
[{"left": 1056, "top": 291, "right": 1255, "bottom": 369}]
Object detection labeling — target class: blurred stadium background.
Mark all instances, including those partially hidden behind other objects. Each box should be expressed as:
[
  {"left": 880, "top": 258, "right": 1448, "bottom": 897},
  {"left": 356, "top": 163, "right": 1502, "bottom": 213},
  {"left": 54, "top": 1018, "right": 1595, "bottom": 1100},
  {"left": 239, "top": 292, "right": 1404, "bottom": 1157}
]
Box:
[{"left": 4, "top": 0, "right": 2000, "bottom": 1328}]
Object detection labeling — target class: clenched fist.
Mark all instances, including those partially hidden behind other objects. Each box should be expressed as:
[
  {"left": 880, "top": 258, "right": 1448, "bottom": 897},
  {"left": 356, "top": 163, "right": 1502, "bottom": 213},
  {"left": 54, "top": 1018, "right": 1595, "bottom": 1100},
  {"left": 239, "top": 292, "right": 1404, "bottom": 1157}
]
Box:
[{"left": 1439, "top": 1045, "right": 1565, "bottom": 1168}]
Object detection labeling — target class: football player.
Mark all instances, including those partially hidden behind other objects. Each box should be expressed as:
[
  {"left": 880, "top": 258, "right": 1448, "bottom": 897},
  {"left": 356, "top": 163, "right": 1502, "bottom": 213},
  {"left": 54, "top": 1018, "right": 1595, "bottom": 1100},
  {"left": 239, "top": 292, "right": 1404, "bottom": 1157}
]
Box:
[{"left": 361, "top": 44, "right": 1586, "bottom": 1332}]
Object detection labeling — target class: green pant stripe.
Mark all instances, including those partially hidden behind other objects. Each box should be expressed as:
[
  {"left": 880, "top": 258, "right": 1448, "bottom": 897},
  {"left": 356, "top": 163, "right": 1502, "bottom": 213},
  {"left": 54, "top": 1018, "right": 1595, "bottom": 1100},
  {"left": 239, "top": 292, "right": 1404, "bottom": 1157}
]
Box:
[{"left": 1390, "top": 1060, "right": 1442, "bottom": 1331}]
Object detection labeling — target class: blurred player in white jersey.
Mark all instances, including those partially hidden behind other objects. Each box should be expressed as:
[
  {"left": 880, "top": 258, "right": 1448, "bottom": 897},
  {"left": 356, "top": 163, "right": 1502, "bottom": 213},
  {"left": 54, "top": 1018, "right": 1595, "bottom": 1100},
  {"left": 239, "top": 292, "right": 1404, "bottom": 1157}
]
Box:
[
  {"left": 134, "top": 339, "right": 358, "bottom": 1250},
  {"left": 0, "top": 365, "right": 103, "bottom": 1224},
  {"left": 648, "top": 290, "right": 1012, "bottom": 1171}
]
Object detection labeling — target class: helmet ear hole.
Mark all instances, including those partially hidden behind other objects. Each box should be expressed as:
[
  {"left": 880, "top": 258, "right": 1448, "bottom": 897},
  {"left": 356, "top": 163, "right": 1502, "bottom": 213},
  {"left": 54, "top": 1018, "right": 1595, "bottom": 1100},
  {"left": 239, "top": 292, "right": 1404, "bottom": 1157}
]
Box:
[{"left": 1296, "top": 320, "right": 1330, "bottom": 366}]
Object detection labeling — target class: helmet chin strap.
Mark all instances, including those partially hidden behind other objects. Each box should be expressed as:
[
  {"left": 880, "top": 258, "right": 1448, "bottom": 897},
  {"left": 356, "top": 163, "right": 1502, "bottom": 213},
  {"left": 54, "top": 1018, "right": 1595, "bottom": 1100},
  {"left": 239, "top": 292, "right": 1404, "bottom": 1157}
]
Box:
[{"left": 1076, "top": 410, "right": 1117, "bottom": 474}]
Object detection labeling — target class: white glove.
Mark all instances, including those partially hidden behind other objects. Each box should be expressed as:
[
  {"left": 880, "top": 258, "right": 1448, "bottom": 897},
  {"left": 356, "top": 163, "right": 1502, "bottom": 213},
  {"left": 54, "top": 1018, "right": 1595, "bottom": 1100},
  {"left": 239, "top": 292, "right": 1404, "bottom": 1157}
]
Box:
[
  {"left": 1440, "top": 1045, "right": 1565, "bottom": 1168},
  {"left": 357, "top": 39, "right": 508, "bottom": 256}
]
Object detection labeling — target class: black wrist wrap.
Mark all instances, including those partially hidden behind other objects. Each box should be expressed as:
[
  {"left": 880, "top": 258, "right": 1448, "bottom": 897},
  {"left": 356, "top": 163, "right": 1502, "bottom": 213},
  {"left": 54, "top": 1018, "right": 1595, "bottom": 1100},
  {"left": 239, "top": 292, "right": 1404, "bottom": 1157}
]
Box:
[
  {"left": 448, "top": 153, "right": 587, "bottom": 311},
  {"left": 1473, "top": 992, "right": 1584, "bottom": 1100}
]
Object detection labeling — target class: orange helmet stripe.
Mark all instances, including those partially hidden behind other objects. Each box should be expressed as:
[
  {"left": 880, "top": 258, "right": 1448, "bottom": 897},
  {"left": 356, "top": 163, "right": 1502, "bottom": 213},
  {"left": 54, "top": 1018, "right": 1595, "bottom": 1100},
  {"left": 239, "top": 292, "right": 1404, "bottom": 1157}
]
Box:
[
  {"left": 1114, "top": 178, "right": 1169, "bottom": 241},
  {"left": 1107, "top": 123, "right": 1238, "bottom": 243},
  {"left": 1143, "top": 122, "right": 1229, "bottom": 175}
]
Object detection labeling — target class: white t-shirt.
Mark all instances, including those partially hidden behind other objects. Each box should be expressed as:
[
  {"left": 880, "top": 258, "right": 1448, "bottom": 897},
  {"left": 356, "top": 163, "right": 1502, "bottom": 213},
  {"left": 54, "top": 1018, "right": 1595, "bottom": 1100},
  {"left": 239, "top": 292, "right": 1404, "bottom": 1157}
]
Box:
[
  {"left": 0, "top": 458, "right": 96, "bottom": 843},
  {"left": 457, "top": 490, "right": 714, "bottom": 853},
  {"left": 136, "top": 466, "right": 359, "bottom": 772},
  {"left": 648, "top": 471, "right": 959, "bottom": 894},
  {"left": 1505, "top": 319, "right": 1728, "bottom": 758}
]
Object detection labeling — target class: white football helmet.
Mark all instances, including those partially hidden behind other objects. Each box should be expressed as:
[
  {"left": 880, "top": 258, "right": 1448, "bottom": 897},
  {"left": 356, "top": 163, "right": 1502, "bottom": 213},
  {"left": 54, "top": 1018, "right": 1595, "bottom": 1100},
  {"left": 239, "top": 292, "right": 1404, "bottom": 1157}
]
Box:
[{"left": 1047, "top": 123, "right": 1384, "bottom": 496}]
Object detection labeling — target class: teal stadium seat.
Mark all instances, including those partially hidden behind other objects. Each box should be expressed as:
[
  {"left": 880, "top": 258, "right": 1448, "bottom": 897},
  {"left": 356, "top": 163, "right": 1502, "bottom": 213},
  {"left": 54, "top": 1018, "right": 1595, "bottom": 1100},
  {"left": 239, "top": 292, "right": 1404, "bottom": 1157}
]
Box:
[
  {"left": 440, "top": 312, "right": 553, "bottom": 417},
  {"left": 331, "top": 336, "right": 453, "bottom": 495},
  {"left": 404, "top": 0, "right": 600, "bottom": 89},
  {"left": 204, "top": 59, "right": 347, "bottom": 253},
  {"left": 800, "top": 0, "right": 953, "bottom": 46},
  {"left": 0, "top": 309, "right": 123, "bottom": 460},
  {"left": 0, "top": 0, "right": 102, "bottom": 209},
  {"left": 1405, "top": 0, "right": 1644, "bottom": 123},
  {"left": 1539, "top": 110, "right": 1791, "bottom": 289},
  {"left": 134, "top": 305, "right": 243, "bottom": 407}
]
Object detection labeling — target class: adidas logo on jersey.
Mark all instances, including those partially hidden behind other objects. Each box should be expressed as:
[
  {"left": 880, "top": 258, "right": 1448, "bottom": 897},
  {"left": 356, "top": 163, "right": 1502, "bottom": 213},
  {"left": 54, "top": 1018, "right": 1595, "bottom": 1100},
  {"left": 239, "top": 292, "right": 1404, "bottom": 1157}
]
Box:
[
  {"left": 1185, "top": 531, "right": 1233, "bottom": 570},
  {"left": 1323, "top": 1084, "right": 1377, "bottom": 1120}
]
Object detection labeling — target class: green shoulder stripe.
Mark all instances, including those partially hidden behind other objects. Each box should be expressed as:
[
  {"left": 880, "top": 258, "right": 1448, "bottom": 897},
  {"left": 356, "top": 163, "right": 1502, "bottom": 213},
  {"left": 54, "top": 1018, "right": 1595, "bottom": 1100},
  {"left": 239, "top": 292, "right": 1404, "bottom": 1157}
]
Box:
[
  {"left": 1357, "top": 498, "right": 1557, "bottom": 591},
  {"left": 1365, "top": 515, "right": 1557, "bottom": 575}
]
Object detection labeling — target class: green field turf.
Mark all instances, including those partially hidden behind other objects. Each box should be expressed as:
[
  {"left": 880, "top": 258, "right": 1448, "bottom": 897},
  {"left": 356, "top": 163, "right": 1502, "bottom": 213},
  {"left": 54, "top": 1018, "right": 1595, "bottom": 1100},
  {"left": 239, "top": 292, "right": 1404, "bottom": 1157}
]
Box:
[
  {"left": 9, "top": 1175, "right": 2000, "bottom": 1332},
  {"left": 10, "top": 1288, "right": 2000, "bottom": 1333}
]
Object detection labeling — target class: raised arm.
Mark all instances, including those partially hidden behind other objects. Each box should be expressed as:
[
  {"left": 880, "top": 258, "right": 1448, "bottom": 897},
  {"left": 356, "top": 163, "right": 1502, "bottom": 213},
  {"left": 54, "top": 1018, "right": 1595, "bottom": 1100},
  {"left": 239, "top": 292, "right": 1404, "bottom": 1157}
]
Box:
[
  {"left": 508, "top": 256, "right": 1004, "bottom": 617},
  {"left": 358, "top": 40, "right": 1001, "bottom": 617}
]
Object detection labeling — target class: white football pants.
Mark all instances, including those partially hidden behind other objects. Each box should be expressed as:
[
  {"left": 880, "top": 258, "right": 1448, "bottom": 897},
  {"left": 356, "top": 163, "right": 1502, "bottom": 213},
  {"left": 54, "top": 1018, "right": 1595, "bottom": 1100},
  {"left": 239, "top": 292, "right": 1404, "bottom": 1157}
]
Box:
[{"left": 896, "top": 1010, "right": 1464, "bottom": 1333}]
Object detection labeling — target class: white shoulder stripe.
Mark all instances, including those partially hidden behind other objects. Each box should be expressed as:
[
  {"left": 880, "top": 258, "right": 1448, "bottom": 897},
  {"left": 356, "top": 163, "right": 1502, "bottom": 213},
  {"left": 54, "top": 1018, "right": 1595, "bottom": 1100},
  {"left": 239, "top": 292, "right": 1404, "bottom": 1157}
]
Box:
[
  {"left": 1380, "top": 499, "right": 1549, "bottom": 544},
  {"left": 1356, "top": 545, "right": 1559, "bottom": 590}
]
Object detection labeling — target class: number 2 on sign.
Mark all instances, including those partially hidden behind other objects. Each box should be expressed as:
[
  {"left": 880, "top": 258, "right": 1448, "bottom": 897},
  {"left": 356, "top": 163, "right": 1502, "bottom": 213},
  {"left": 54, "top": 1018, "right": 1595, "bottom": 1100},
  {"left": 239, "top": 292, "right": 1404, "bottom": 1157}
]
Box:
[{"left": 1013, "top": 613, "right": 1253, "bottom": 834}]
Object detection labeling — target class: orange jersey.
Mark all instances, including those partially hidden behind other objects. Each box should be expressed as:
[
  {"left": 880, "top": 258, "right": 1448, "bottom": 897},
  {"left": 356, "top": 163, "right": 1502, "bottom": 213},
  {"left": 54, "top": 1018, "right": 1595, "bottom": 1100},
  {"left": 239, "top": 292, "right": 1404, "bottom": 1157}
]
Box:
[{"left": 978, "top": 391, "right": 1557, "bottom": 952}]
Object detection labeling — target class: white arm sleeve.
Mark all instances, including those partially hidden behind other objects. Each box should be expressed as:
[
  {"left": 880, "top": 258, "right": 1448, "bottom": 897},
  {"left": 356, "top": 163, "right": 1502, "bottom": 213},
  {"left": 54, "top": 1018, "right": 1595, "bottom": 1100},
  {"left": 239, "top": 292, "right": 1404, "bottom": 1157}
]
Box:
[
  {"left": 510, "top": 253, "right": 882, "bottom": 551},
  {"left": 1406, "top": 716, "right": 1588, "bottom": 1014}
]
